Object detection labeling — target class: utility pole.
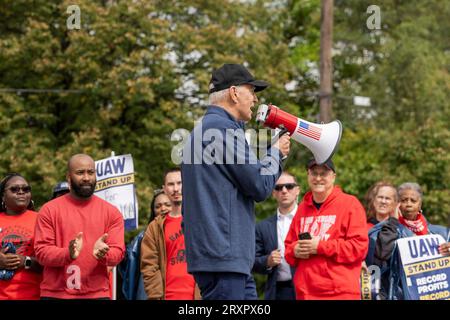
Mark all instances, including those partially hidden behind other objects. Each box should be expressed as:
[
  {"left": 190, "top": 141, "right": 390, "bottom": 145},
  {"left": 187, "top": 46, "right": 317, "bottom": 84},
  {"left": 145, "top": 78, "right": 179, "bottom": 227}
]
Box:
[{"left": 319, "top": 0, "right": 334, "bottom": 123}]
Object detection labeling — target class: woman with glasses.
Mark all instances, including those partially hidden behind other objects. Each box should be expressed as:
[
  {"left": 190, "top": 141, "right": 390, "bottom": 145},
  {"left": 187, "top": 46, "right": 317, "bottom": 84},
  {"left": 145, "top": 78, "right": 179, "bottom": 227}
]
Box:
[{"left": 0, "top": 173, "right": 42, "bottom": 300}]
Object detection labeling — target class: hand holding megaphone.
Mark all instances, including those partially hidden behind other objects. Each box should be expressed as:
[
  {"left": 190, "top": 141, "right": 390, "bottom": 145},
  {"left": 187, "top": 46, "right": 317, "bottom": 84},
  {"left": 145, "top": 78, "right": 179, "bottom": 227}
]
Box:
[
  {"left": 270, "top": 125, "right": 291, "bottom": 160},
  {"left": 272, "top": 126, "right": 291, "bottom": 160},
  {"left": 256, "top": 104, "right": 342, "bottom": 164}
]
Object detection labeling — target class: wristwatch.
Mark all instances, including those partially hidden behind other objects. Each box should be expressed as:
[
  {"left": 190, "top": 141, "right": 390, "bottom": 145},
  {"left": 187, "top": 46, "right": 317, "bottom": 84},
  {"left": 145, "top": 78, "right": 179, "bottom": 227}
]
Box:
[{"left": 24, "top": 256, "right": 32, "bottom": 269}]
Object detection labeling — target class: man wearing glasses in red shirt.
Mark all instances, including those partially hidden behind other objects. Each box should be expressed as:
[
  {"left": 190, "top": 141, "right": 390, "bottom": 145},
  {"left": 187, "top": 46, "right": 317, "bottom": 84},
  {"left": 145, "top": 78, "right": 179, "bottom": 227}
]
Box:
[{"left": 285, "top": 158, "right": 368, "bottom": 300}]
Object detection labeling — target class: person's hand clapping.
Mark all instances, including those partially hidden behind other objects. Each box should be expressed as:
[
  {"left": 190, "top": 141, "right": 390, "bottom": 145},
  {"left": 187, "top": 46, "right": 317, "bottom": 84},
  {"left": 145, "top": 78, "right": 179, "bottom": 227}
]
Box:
[
  {"left": 93, "top": 233, "right": 110, "bottom": 260},
  {"left": 69, "top": 232, "right": 83, "bottom": 259}
]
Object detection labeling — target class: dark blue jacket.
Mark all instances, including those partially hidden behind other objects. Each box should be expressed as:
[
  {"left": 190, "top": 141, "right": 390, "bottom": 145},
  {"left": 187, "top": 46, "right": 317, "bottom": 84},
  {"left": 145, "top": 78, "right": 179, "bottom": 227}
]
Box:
[
  {"left": 181, "top": 106, "right": 283, "bottom": 276},
  {"left": 118, "top": 231, "right": 148, "bottom": 300},
  {"left": 253, "top": 215, "right": 295, "bottom": 300}
]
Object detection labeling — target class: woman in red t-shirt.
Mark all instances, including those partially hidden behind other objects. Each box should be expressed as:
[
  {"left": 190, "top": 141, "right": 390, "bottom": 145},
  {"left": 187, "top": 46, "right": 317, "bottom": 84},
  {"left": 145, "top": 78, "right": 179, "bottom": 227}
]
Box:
[{"left": 0, "top": 173, "right": 43, "bottom": 300}]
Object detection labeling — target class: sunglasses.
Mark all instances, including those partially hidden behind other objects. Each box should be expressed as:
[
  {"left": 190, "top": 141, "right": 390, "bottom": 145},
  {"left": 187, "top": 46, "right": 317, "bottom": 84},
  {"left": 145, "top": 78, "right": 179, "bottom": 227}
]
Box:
[
  {"left": 6, "top": 185, "right": 32, "bottom": 194},
  {"left": 274, "top": 183, "right": 297, "bottom": 191}
]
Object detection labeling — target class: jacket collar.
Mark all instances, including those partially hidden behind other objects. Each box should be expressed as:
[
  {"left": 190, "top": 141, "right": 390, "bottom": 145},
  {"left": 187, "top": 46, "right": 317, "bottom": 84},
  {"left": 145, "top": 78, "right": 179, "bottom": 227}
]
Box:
[
  {"left": 277, "top": 204, "right": 297, "bottom": 220},
  {"left": 206, "top": 105, "right": 246, "bottom": 129},
  {"left": 303, "top": 186, "right": 343, "bottom": 208}
]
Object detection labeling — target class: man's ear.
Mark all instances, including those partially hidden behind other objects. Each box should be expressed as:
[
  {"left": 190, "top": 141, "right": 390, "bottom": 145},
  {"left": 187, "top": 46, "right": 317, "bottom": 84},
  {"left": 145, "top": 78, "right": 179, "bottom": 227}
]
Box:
[{"left": 229, "top": 86, "right": 239, "bottom": 104}]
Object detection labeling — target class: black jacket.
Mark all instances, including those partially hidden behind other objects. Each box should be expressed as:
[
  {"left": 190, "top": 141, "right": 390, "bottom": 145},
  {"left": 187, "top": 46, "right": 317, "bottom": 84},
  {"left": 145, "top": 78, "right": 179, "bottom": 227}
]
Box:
[{"left": 253, "top": 214, "right": 295, "bottom": 300}]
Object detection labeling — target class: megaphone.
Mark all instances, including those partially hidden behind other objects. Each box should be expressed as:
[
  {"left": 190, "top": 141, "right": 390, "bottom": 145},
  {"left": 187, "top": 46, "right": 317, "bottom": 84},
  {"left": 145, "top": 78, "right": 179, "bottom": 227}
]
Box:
[{"left": 256, "top": 104, "right": 342, "bottom": 164}]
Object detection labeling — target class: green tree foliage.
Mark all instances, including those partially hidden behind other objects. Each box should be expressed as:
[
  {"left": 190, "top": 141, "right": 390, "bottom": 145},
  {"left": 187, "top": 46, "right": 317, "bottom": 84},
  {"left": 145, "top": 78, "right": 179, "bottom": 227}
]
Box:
[
  {"left": 331, "top": 0, "right": 449, "bottom": 225},
  {"left": 0, "top": 0, "right": 294, "bottom": 234}
]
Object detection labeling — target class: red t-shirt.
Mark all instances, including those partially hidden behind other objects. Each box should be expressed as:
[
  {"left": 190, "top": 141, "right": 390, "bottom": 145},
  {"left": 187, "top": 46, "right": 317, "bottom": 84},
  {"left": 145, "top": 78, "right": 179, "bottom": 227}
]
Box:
[
  {"left": 164, "top": 215, "right": 195, "bottom": 300},
  {"left": 0, "top": 210, "right": 42, "bottom": 300},
  {"left": 34, "top": 194, "right": 125, "bottom": 299}
]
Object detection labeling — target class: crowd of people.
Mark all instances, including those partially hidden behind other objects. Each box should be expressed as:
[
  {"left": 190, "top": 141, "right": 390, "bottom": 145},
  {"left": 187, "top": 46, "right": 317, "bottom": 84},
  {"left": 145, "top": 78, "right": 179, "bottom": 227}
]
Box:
[
  {"left": 0, "top": 154, "right": 125, "bottom": 300},
  {"left": 0, "top": 64, "right": 449, "bottom": 300}
]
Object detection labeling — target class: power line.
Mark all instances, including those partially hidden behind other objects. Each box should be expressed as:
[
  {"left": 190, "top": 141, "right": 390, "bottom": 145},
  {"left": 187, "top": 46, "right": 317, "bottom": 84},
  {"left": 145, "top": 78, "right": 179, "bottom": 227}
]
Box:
[{"left": 0, "top": 88, "right": 85, "bottom": 94}]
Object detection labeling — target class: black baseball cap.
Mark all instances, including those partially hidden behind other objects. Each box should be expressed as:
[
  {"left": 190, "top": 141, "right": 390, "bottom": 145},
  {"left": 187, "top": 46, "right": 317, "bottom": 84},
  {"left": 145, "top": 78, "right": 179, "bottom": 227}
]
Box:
[
  {"left": 307, "top": 158, "right": 336, "bottom": 173},
  {"left": 52, "top": 181, "right": 70, "bottom": 199},
  {"left": 208, "top": 64, "right": 269, "bottom": 94}
]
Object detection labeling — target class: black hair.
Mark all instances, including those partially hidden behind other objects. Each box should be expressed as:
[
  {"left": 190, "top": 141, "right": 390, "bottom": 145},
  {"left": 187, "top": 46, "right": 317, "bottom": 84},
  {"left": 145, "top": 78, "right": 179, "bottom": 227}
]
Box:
[
  {"left": 0, "top": 173, "right": 35, "bottom": 212},
  {"left": 280, "top": 171, "right": 298, "bottom": 185},
  {"left": 148, "top": 189, "right": 166, "bottom": 224}
]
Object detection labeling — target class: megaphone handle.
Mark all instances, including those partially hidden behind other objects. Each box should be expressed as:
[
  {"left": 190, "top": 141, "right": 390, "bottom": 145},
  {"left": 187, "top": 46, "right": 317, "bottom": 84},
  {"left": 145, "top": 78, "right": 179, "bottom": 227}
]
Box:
[
  {"left": 277, "top": 126, "right": 289, "bottom": 138},
  {"left": 271, "top": 126, "right": 289, "bottom": 161},
  {"left": 272, "top": 126, "right": 289, "bottom": 142}
]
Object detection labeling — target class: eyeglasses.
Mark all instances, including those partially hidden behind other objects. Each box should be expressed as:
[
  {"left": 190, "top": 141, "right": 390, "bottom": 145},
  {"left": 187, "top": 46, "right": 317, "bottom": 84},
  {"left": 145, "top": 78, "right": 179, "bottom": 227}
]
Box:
[
  {"left": 232, "top": 85, "right": 256, "bottom": 96},
  {"left": 308, "top": 170, "right": 332, "bottom": 178},
  {"left": 6, "top": 185, "right": 32, "bottom": 194},
  {"left": 274, "top": 183, "right": 297, "bottom": 191}
]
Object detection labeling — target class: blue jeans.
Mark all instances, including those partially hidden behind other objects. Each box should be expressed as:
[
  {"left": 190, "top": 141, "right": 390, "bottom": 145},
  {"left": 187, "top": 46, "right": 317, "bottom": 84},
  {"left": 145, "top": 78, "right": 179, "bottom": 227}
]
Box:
[{"left": 193, "top": 272, "right": 258, "bottom": 300}]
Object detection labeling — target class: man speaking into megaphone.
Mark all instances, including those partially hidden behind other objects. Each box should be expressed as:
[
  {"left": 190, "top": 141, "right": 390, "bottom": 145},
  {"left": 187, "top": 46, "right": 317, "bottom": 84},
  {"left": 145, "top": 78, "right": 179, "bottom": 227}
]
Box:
[{"left": 181, "top": 63, "right": 290, "bottom": 300}]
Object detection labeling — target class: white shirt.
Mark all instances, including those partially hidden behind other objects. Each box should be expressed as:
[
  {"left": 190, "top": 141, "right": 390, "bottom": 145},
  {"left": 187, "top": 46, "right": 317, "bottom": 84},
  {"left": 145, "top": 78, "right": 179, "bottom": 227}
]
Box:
[{"left": 276, "top": 204, "right": 297, "bottom": 281}]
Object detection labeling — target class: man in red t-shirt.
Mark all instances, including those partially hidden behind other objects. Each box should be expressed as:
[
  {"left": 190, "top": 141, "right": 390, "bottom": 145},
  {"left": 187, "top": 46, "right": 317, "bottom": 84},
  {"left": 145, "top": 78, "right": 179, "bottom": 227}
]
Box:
[
  {"left": 141, "top": 168, "right": 199, "bottom": 300},
  {"left": 34, "top": 154, "right": 125, "bottom": 299}
]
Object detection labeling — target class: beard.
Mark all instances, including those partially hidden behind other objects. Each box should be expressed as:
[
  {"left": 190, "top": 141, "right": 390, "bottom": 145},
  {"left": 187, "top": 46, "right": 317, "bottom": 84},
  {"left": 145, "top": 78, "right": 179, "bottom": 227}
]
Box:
[
  {"left": 170, "top": 193, "right": 182, "bottom": 207},
  {"left": 71, "top": 180, "right": 96, "bottom": 198}
]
